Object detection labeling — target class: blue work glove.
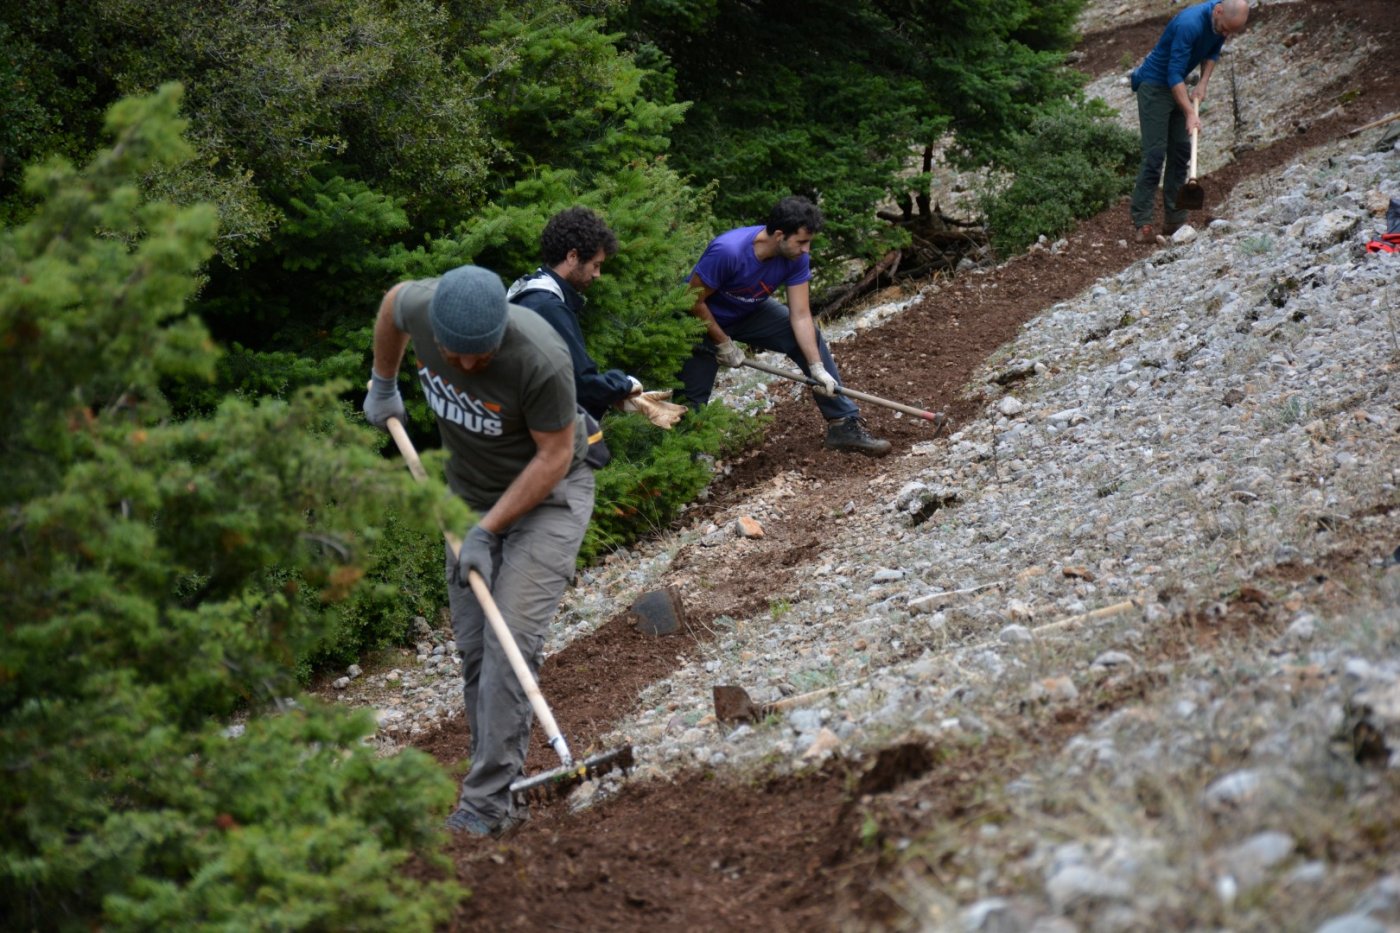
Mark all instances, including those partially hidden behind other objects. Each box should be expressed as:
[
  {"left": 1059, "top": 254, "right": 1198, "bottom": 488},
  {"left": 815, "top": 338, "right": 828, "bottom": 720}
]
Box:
[
  {"left": 452, "top": 524, "right": 498, "bottom": 588},
  {"left": 363, "top": 370, "right": 406, "bottom": 430}
]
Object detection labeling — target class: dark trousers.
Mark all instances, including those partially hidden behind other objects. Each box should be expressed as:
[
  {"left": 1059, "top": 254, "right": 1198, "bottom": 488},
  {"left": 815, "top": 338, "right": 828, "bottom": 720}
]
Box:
[
  {"left": 1131, "top": 82, "right": 1191, "bottom": 229},
  {"left": 678, "top": 298, "right": 859, "bottom": 421}
]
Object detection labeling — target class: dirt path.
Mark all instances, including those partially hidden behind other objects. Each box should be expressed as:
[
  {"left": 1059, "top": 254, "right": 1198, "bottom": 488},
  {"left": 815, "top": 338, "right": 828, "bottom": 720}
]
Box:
[{"left": 403, "top": 3, "right": 1400, "bottom": 928}]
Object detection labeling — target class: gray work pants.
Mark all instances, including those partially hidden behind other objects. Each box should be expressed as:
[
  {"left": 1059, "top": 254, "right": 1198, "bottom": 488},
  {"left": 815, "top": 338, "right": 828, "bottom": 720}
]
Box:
[{"left": 446, "top": 462, "right": 594, "bottom": 824}]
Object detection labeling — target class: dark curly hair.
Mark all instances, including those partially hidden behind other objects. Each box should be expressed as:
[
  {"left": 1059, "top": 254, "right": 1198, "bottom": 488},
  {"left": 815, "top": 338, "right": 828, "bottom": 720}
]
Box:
[
  {"left": 541, "top": 207, "right": 619, "bottom": 266},
  {"left": 765, "top": 196, "right": 823, "bottom": 236}
]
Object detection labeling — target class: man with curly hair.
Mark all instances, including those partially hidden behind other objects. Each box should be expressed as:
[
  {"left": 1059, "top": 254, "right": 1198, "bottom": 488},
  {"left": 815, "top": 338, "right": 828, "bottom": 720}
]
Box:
[{"left": 506, "top": 207, "right": 644, "bottom": 420}]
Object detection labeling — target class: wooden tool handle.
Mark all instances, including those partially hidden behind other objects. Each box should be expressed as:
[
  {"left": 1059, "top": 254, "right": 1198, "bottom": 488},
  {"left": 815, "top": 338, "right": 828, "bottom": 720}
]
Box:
[
  {"left": 384, "top": 416, "right": 573, "bottom": 767},
  {"left": 1188, "top": 125, "right": 1199, "bottom": 181}
]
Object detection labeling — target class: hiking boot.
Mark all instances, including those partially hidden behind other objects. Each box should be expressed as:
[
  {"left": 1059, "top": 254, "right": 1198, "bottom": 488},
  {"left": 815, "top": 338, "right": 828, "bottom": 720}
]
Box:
[
  {"left": 445, "top": 805, "right": 530, "bottom": 838},
  {"left": 1163, "top": 221, "right": 1182, "bottom": 236},
  {"left": 445, "top": 807, "right": 494, "bottom": 836},
  {"left": 824, "top": 416, "right": 891, "bottom": 458},
  {"left": 1135, "top": 224, "right": 1156, "bottom": 244}
]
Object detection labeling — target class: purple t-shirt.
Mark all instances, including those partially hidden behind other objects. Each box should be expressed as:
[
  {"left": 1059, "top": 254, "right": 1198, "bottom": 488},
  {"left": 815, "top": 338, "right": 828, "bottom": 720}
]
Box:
[{"left": 691, "top": 225, "right": 812, "bottom": 327}]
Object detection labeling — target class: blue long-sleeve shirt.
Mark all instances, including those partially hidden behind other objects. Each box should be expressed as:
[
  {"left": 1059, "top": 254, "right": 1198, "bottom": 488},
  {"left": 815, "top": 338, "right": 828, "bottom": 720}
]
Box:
[{"left": 1135, "top": 0, "right": 1225, "bottom": 89}]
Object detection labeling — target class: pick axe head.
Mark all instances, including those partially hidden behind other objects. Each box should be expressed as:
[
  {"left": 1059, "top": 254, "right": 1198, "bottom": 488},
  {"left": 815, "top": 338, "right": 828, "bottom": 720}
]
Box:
[{"left": 1177, "top": 178, "right": 1205, "bottom": 211}]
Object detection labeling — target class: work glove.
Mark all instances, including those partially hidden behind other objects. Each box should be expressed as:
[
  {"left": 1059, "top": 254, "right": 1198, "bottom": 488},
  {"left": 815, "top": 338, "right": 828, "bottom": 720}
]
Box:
[
  {"left": 714, "top": 339, "right": 745, "bottom": 368},
  {"left": 363, "top": 370, "right": 406, "bottom": 430},
  {"left": 618, "top": 376, "right": 645, "bottom": 412},
  {"left": 807, "top": 362, "right": 838, "bottom": 397},
  {"left": 452, "top": 524, "right": 498, "bottom": 588}
]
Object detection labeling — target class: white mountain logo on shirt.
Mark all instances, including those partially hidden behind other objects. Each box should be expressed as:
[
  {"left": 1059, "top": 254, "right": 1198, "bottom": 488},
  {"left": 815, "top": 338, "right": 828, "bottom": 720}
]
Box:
[{"left": 418, "top": 366, "right": 504, "bottom": 437}]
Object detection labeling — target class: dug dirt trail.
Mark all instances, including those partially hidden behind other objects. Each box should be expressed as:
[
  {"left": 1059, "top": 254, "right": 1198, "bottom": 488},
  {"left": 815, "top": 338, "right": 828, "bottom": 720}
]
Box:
[{"left": 403, "top": 3, "right": 1400, "bottom": 928}]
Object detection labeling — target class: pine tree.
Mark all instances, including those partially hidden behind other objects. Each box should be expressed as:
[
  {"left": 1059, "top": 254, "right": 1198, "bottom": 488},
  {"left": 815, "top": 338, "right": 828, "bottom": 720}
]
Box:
[{"left": 0, "top": 84, "right": 462, "bottom": 930}]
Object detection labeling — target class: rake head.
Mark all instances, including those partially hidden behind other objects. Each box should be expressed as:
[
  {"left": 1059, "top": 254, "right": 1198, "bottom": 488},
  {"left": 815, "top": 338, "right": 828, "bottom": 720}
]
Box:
[{"left": 510, "top": 745, "right": 636, "bottom": 807}]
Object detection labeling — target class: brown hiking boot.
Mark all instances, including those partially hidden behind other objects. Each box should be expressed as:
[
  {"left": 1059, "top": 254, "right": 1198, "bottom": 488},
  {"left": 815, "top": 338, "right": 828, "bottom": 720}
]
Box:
[
  {"left": 824, "top": 416, "right": 891, "bottom": 457},
  {"left": 1163, "top": 221, "right": 1182, "bottom": 236},
  {"left": 1135, "top": 224, "right": 1156, "bottom": 244}
]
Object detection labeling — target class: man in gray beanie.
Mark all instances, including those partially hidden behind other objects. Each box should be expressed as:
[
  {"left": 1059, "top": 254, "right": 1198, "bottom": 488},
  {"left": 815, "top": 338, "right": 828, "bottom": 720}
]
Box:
[{"left": 363, "top": 264, "right": 596, "bottom": 838}]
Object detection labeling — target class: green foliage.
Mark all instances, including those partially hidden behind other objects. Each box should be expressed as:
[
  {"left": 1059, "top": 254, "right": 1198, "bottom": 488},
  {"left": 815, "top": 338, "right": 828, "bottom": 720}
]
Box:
[
  {"left": 980, "top": 100, "right": 1140, "bottom": 257},
  {"left": 306, "top": 507, "right": 450, "bottom": 673},
  {"left": 616, "top": 0, "right": 1086, "bottom": 265},
  {"left": 1, "top": 86, "right": 462, "bottom": 929},
  {"left": 466, "top": 4, "right": 690, "bottom": 175},
  {"left": 0, "top": 0, "right": 491, "bottom": 260},
  {"left": 583, "top": 403, "right": 764, "bottom": 562}
]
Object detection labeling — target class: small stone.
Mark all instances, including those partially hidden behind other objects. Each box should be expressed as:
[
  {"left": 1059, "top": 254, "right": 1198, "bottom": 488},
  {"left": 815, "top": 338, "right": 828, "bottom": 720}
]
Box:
[
  {"left": 1062, "top": 565, "right": 1096, "bottom": 581},
  {"left": 1203, "top": 768, "right": 1264, "bottom": 809},
  {"left": 1000, "top": 624, "right": 1033, "bottom": 644},
  {"left": 1286, "top": 613, "right": 1318, "bottom": 641},
  {"left": 734, "top": 516, "right": 765, "bottom": 538},
  {"left": 333, "top": 676, "right": 351, "bottom": 690},
  {"left": 997, "top": 396, "right": 1025, "bottom": 417},
  {"left": 873, "top": 568, "right": 906, "bottom": 583},
  {"left": 1091, "top": 651, "right": 1134, "bottom": 671},
  {"left": 1039, "top": 676, "right": 1078, "bottom": 702},
  {"left": 1218, "top": 830, "right": 1295, "bottom": 890},
  {"left": 1046, "top": 865, "right": 1131, "bottom": 909},
  {"left": 801, "top": 726, "right": 842, "bottom": 759},
  {"left": 1314, "top": 916, "right": 1387, "bottom": 933}
]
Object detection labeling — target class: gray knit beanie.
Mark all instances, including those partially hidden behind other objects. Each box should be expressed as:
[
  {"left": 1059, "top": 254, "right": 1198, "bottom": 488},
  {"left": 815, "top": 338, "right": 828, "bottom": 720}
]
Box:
[{"left": 429, "top": 265, "right": 509, "bottom": 354}]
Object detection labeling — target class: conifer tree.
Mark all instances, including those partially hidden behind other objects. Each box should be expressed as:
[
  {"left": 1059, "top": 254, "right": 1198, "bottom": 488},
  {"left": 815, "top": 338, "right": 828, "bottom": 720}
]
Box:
[{"left": 0, "top": 84, "right": 461, "bottom": 930}]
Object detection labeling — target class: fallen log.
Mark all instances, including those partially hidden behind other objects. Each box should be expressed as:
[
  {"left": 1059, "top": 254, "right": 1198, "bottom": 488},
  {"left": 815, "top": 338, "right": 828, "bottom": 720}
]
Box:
[{"left": 815, "top": 248, "right": 901, "bottom": 318}]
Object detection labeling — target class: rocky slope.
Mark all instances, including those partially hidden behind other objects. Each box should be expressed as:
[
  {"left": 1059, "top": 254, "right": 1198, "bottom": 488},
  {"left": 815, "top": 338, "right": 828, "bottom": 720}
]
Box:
[{"left": 327, "top": 2, "right": 1400, "bottom": 929}]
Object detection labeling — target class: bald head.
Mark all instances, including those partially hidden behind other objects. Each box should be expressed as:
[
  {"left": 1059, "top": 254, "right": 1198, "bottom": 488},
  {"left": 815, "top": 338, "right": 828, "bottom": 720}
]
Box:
[{"left": 1213, "top": 0, "right": 1249, "bottom": 37}]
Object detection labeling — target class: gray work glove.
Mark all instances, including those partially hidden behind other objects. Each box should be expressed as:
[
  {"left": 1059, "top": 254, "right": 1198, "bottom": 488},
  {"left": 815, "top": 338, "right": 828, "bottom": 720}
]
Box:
[
  {"left": 363, "top": 370, "right": 406, "bottom": 430},
  {"left": 807, "top": 362, "right": 838, "bottom": 397},
  {"left": 452, "top": 524, "right": 498, "bottom": 588},
  {"left": 714, "top": 339, "right": 745, "bottom": 368}
]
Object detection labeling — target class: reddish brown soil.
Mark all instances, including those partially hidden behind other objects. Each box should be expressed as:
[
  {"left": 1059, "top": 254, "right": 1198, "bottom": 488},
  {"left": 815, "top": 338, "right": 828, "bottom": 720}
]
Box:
[{"left": 406, "top": 4, "right": 1400, "bottom": 928}]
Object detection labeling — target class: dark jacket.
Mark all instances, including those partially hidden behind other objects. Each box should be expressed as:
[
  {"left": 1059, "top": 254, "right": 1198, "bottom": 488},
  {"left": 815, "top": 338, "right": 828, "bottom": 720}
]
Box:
[{"left": 506, "top": 268, "right": 633, "bottom": 421}]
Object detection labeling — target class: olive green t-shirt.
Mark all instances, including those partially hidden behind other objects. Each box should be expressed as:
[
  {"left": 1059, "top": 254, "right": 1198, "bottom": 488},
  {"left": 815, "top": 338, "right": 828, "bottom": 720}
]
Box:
[{"left": 394, "top": 278, "right": 588, "bottom": 510}]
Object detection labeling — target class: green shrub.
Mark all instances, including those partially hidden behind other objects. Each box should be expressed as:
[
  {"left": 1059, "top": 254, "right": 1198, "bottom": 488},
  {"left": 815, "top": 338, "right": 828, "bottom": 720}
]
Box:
[
  {"left": 981, "top": 100, "right": 1140, "bottom": 257},
  {"left": 303, "top": 504, "right": 451, "bottom": 674},
  {"left": 585, "top": 403, "right": 766, "bottom": 562},
  {"left": 1, "top": 85, "right": 463, "bottom": 930}
]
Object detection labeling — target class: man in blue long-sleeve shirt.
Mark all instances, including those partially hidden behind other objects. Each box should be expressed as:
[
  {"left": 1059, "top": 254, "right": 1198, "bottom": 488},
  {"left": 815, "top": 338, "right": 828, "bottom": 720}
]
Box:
[
  {"left": 506, "top": 207, "right": 643, "bottom": 420},
  {"left": 1129, "top": 0, "right": 1249, "bottom": 244}
]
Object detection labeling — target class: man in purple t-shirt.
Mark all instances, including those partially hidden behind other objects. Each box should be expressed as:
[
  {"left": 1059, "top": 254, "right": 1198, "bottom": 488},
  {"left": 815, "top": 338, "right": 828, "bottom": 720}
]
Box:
[
  {"left": 1128, "top": 0, "right": 1248, "bottom": 244},
  {"left": 679, "top": 196, "right": 890, "bottom": 457}
]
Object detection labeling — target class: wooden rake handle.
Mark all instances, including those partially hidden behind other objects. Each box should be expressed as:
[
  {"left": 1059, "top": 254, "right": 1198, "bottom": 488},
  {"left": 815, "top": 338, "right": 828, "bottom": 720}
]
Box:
[{"left": 384, "top": 416, "right": 574, "bottom": 768}]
